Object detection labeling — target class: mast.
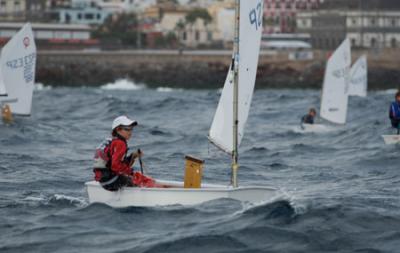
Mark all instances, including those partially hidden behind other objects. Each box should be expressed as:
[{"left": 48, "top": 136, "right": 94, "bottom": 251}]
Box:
[{"left": 232, "top": 0, "right": 240, "bottom": 188}]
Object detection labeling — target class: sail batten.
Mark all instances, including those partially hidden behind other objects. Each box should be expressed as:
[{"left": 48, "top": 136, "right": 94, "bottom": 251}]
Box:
[
  {"left": 320, "top": 38, "right": 351, "bottom": 125},
  {"left": 348, "top": 55, "right": 367, "bottom": 97},
  {"left": 1, "top": 23, "right": 36, "bottom": 115},
  {"left": 209, "top": 0, "right": 264, "bottom": 153}
]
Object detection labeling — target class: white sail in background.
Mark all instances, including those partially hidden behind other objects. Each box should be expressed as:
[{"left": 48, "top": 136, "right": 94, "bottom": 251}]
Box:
[
  {"left": 0, "top": 67, "right": 6, "bottom": 96},
  {"left": 1, "top": 23, "right": 36, "bottom": 115},
  {"left": 348, "top": 55, "right": 367, "bottom": 97},
  {"left": 320, "top": 38, "right": 351, "bottom": 124},
  {"left": 209, "top": 0, "right": 264, "bottom": 153}
]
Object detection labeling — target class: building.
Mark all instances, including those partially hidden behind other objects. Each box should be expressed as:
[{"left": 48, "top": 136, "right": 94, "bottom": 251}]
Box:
[
  {"left": 96, "top": 0, "right": 155, "bottom": 13},
  {"left": 0, "top": 22, "right": 97, "bottom": 49},
  {"left": 49, "top": 0, "right": 112, "bottom": 25},
  {"left": 0, "top": 0, "right": 27, "bottom": 21},
  {"left": 297, "top": 0, "right": 400, "bottom": 49},
  {"left": 26, "top": 0, "right": 51, "bottom": 22},
  {"left": 263, "top": 0, "right": 321, "bottom": 34},
  {"left": 207, "top": 0, "right": 234, "bottom": 45}
]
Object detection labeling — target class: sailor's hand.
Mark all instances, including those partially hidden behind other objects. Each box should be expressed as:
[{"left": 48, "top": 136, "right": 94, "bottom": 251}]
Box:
[{"left": 132, "top": 151, "right": 143, "bottom": 159}]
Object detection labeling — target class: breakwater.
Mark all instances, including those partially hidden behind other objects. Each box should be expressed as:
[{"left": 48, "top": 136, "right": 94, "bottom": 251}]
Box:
[{"left": 36, "top": 49, "right": 400, "bottom": 89}]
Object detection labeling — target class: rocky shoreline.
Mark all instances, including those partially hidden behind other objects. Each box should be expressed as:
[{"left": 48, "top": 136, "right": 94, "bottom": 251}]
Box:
[{"left": 36, "top": 50, "right": 400, "bottom": 90}]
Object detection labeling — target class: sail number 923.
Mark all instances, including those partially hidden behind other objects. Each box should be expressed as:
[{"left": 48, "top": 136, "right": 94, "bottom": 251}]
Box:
[{"left": 249, "top": 1, "right": 263, "bottom": 30}]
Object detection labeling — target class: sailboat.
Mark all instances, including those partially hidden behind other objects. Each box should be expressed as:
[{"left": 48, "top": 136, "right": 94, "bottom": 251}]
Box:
[
  {"left": 86, "top": 0, "right": 283, "bottom": 207},
  {"left": 348, "top": 55, "right": 367, "bottom": 97},
  {"left": 301, "top": 38, "right": 351, "bottom": 132},
  {"left": 0, "top": 62, "right": 13, "bottom": 122},
  {"left": 0, "top": 23, "right": 36, "bottom": 121}
]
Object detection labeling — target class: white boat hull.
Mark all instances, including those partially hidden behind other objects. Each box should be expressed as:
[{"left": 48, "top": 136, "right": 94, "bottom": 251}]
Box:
[
  {"left": 85, "top": 180, "right": 284, "bottom": 208},
  {"left": 300, "top": 123, "right": 333, "bottom": 133},
  {"left": 382, "top": 135, "right": 400, "bottom": 145}
]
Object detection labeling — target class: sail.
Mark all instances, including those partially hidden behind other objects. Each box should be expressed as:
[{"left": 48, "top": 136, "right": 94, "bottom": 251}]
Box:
[
  {"left": 320, "top": 38, "right": 351, "bottom": 124},
  {"left": 0, "top": 66, "right": 6, "bottom": 96},
  {"left": 348, "top": 55, "right": 367, "bottom": 97},
  {"left": 209, "top": 0, "right": 263, "bottom": 153},
  {"left": 1, "top": 23, "right": 36, "bottom": 115}
]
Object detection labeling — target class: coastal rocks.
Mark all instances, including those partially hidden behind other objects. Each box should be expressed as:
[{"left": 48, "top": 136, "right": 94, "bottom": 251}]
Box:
[{"left": 36, "top": 51, "right": 400, "bottom": 90}]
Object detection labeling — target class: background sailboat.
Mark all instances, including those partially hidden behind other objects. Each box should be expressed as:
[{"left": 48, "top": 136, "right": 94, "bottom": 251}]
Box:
[
  {"left": 0, "top": 23, "right": 36, "bottom": 116},
  {"left": 0, "top": 67, "right": 6, "bottom": 97},
  {"left": 86, "top": 0, "right": 283, "bottom": 207},
  {"left": 302, "top": 38, "right": 351, "bottom": 132},
  {"left": 348, "top": 55, "right": 367, "bottom": 97}
]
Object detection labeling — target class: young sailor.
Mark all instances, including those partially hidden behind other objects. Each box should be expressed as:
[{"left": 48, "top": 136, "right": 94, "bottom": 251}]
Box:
[
  {"left": 93, "top": 115, "right": 142, "bottom": 191},
  {"left": 389, "top": 91, "right": 400, "bottom": 130},
  {"left": 1, "top": 104, "right": 13, "bottom": 123},
  {"left": 301, "top": 108, "right": 317, "bottom": 125}
]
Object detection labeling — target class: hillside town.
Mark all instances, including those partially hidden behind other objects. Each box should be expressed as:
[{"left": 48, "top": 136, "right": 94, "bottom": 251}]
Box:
[{"left": 0, "top": 0, "right": 399, "bottom": 50}]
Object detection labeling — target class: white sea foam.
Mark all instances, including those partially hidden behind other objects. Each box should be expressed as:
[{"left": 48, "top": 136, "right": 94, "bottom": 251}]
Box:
[
  {"left": 22, "top": 194, "right": 87, "bottom": 207},
  {"left": 378, "top": 89, "right": 398, "bottom": 95},
  {"left": 52, "top": 194, "right": 87, "bottom": 207},
  {"left": 34, "top": 83, "right": 52, "bottom": 91},
  {"left": 156, "top": 87, "right": 183, "bottom": 92},
  {"left": 101, "top": 79, "right": 146, "bottom": 90}
]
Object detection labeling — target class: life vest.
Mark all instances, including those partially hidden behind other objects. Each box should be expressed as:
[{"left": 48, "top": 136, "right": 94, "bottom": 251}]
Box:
[
  {"left": 93, "top": 137, "right": 118, "bottom": 183},
  {"left": 93, "top": 136, "right": 133, "bottom": 184},
  {"left": 390, "top": 102, "right": 400, "bottom": 120},
  {"left": 93, "top": 138, "right": 113, "bottom": 170}
]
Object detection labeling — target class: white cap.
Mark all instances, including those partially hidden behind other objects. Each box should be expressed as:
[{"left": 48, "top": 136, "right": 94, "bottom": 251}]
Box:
[{"left": 112, "top": 116, "right": 138, "bottom": 130}]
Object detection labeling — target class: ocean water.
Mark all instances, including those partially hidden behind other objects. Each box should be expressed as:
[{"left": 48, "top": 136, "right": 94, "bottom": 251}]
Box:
[{"left": 1, "top": 83, "right": 400, "bottom": 253}]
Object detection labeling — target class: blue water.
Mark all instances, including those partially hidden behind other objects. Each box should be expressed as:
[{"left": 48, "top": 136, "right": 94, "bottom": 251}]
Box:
[{"left": 1, "top": 87, "right": 400, "bottom": 252}]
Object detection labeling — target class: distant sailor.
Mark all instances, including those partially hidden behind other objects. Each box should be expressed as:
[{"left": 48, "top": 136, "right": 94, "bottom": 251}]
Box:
[
  {"left": 93, "top": 115, "right": 142, "bottom": 191},
  {"left": 1, "top": 104, "right": 13, "bottom": 123},
  {"left": 389, "top": 91, "right": 400, "bottom": 130},
  {"left": 301, "top": 108, "right": 317, "bottom": 125}
]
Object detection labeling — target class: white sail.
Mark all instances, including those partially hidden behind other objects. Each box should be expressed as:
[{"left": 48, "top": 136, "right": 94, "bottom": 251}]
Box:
[
  {"left": 320, "top": 38, "right": 351, "bottom": 124},
  {"left": 348, "top": 55, "right": 367, "bottom": 97},
  {"left": 0, "top": 66, "right": 6, "bottom": 96},
  {"left": 1, "top": 23, "right": 36, "bottom": 115},
  {"left": 209, "top": 0, "right": 263, "bottom": 153}
]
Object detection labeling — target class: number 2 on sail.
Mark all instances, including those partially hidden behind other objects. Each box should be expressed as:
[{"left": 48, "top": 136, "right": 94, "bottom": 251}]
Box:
[{"left": 249, "top": 1, "right": 263, "bottom": 30}]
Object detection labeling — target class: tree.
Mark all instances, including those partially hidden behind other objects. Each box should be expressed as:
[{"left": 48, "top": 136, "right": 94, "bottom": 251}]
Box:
[
  {"left": 92, "top": 13, "right": 139, "bottom": 47},
  {"left": 185, "top": 8, "right": 212, "bottom": 25}
]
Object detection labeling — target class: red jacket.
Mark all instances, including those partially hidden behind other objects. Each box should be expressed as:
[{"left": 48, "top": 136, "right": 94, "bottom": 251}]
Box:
[{"left": 108, "top": 137, "right": 132, "bottom": 175}]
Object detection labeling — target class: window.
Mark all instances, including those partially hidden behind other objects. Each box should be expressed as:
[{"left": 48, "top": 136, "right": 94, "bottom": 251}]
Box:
[
  {"left": 391, "top": 38, "right": 397, "bottom": 48},
  {"left": 85, "top": 13, "right": 94, "bottom": 20},
  {"left": 207, "top": 31, "right": 212, "bottom": 41},
  {"left": 391, "top": 18, "right": 396, "bottom": 27},
  {"left": 78, "top": 13, "right": 82, "bottom": 19},
  {"left": 182, "top": 31, "right": 187, "bottom": 41},
  {"left": 371, "top": 37, "right": 377, "bottom": 47},
  {"left": 351, "top": 38, "right": 356, "bottom": 47},
  {"left": 195, "top": 30, "right": 200, "bottom": 41},
  {"left": 66, "top": 13, "right": 71, "bottom": 23},
  {"left": 14, "top": 0, "right": 21, "bottom": 11},
  {"left": 352, "top": 18, "right": 357, "bottom": 26},
  {"left": 370, "top": 18, "right": 376, "bottom": 26}
]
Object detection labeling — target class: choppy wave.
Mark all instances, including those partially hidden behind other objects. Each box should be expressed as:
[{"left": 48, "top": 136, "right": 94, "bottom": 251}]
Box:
[
  {"left": 1, "top": 88, "right": 400, "bottom": 252},
  {"left": 101, "top": 78, "right": 146, "bottom": 90},
  {"left": 156, "top": 87, "right": 183, "bottom": 92},
  {"left": 21, "top": 194, "right": 88, "bottom": 207},
  {"left": 34, "top": 83, "right": 52, "bottom": 91}
]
